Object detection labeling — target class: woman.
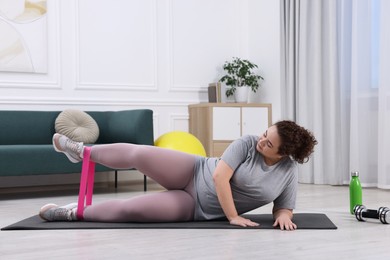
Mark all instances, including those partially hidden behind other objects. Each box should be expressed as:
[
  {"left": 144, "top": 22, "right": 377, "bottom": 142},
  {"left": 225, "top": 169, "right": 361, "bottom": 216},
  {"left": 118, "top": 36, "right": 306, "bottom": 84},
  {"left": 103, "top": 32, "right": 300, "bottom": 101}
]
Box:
[{"left": 40, "top": 120, "right": 317, "bottom": 231}]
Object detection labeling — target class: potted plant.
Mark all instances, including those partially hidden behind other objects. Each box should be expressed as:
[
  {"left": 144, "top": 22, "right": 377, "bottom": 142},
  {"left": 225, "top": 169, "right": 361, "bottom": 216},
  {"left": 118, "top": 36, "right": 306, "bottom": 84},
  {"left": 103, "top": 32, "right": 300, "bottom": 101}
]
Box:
[{"left": 219, "top": 57, "right": 264, "bottom": 102}]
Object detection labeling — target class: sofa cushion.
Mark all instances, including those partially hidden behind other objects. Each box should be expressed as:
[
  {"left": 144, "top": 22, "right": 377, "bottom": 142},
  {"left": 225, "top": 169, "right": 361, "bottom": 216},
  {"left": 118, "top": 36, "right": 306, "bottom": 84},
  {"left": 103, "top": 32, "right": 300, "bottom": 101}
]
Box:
[
  {"left": 0, "top": 144, "right": 112, "bottom": 176},
  {"left": 55, "top": 109, "right": 99, "bottom": 143},
  {"left": 0, "top": 111, "right": 58, "bottom": 145}
]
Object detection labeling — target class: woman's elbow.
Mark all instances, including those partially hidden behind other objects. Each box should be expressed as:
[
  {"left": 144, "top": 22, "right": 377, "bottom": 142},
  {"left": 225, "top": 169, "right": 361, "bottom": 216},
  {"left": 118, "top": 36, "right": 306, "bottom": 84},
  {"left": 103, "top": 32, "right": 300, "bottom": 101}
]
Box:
[
  {"left": 212, "top": 172, "right": 220, "bottom": 184},
  {"left": 213, "top": 171, "right": 227, "bottom": 187}
]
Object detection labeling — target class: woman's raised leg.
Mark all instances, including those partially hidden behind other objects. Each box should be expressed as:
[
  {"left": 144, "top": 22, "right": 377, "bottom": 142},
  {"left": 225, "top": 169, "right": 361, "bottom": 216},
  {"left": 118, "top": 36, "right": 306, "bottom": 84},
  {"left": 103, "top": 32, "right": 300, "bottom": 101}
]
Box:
[{"left": 90, "top": 143, "right": 197, "bottom": 190}]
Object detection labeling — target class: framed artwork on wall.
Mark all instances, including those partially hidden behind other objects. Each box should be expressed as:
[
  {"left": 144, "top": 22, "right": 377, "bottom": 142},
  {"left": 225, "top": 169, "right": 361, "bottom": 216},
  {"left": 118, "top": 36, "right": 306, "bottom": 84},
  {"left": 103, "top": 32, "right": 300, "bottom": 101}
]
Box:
[{"left": 0, "top": 0, "right": 47, "bottom": 73}]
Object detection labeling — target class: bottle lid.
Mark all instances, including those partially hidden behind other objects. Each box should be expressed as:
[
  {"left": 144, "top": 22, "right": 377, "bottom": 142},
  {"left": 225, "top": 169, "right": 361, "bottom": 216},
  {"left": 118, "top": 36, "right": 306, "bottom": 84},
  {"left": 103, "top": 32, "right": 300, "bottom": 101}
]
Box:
[{"left": 351, "top": 171, "right": 359, "bottom": 177}]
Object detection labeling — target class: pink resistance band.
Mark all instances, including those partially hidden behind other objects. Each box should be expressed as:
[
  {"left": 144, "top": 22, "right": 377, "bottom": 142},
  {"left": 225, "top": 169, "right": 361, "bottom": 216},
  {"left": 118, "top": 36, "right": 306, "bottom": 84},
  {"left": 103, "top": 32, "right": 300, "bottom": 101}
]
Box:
[{"left": 77, "top": 147, "right": 95, "bottom": 220}]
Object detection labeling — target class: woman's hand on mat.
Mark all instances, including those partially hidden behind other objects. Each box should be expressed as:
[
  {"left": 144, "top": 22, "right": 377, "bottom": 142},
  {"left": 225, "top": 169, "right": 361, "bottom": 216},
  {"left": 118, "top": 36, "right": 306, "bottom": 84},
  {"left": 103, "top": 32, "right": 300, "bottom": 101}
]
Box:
[
  {"left": 229, "top": 215, "right": 259, "bottom": 227},
  {"left": 273, "top": 215, "right": 297, "bottom": 231},
  {"left": 272, "top": 208, "right": 297, "bottom": 231}
]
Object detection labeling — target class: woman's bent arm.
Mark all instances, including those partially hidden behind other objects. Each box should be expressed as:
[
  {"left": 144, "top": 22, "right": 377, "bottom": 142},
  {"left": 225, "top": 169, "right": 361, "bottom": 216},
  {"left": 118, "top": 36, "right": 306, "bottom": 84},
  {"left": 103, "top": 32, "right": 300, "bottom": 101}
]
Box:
[{"left": 213, "top": 160, "right": 259, "bottom": 227}]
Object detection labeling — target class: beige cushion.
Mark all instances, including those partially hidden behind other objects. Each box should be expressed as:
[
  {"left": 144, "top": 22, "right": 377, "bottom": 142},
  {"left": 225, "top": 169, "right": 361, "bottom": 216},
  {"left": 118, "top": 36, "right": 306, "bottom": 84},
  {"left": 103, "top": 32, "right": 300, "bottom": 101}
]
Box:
[{"left": 55, "top": 109, "right": 99, "bottom": 143}]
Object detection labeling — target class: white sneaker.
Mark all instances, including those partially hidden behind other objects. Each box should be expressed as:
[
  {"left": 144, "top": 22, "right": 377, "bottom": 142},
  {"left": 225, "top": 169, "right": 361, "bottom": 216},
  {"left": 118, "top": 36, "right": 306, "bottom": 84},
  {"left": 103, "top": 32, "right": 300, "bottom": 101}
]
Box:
[
  {"left": 52, "top": 133, "right": 84, "bottom": 163},
  {"left": 39, "top": 203, "right": 78, "bottom": 221}
]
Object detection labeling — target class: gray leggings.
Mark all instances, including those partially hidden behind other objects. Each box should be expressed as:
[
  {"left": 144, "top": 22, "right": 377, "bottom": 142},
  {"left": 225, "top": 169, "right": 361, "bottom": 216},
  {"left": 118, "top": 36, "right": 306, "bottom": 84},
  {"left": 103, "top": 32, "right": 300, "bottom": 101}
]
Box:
[{"left": 83, "top": 144, "right": 197, "bottom": 222}]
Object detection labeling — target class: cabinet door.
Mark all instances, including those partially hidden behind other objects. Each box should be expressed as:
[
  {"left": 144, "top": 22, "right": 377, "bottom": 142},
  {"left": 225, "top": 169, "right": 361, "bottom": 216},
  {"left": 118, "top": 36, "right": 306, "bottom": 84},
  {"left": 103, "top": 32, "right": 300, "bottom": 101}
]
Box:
[
  {"left": 213, "top": 107, "right": 241, "bottom": 140},
  {"left": 242, "top": 107, "right": 269, "bottom": 136}
]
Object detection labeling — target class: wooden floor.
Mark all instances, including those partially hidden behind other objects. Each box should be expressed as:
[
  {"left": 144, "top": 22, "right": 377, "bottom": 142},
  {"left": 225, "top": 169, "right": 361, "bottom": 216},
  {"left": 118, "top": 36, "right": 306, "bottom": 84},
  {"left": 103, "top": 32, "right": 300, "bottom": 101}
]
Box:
[{"left": 1, "top": 181, "right": 390, "bottom": 260}]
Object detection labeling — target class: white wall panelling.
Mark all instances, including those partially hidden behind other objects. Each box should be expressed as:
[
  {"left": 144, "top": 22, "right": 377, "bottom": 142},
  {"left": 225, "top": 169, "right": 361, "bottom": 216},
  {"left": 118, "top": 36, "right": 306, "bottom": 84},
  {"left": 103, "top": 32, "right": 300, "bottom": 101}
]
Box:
[
  {"left": 170, "top": 113, "right": 190, "bottom": 132},
  {"left": 75, "top": 0, "right": 158, "bottom": 91},
  {"left": 169, "top": 0, "right": 242, "bottom": 93},
  {"left": 247, "top": 0, "right": 282, "bottom": 119},
  {"left": 0, "top": 0, "right": 282, "bottom": 188},
  {"left": 1, "top": 0, "right": 281, "bottom": 124}
]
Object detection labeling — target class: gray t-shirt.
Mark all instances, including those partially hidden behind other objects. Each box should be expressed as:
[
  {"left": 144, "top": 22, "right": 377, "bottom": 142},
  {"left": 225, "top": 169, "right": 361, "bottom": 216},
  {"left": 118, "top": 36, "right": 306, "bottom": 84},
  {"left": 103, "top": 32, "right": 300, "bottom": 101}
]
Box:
[{"left": 193, "top": 135, "right": 298, "bottom": 221}]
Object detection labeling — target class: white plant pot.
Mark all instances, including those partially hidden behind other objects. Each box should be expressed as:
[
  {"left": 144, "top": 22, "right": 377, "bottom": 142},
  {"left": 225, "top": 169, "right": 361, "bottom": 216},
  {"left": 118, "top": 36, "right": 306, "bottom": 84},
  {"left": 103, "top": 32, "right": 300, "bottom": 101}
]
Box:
[{"left": 234, "top": 87, "right": 249, "bottom": 103}]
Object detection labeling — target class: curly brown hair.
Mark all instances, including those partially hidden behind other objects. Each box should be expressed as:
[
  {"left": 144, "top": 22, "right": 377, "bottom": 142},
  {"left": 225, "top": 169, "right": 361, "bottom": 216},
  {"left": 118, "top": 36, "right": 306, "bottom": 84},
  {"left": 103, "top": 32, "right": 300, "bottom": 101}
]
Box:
[{"left": 275, "top": 120, "right": 318, "bottom": 164}]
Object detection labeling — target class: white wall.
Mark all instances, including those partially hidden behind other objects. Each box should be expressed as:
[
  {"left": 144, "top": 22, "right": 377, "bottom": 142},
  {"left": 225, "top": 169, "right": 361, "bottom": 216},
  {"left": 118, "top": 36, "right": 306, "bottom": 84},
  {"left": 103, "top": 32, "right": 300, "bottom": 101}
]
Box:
[
  {"left": 248, "top": 0, "right": 282, "bottom": 120},
  {"left": 0, "top": 0, "right": 281, "bottom": 187},
  {"left": 0, "top": 0, "right": 281, "bottom": 134}
]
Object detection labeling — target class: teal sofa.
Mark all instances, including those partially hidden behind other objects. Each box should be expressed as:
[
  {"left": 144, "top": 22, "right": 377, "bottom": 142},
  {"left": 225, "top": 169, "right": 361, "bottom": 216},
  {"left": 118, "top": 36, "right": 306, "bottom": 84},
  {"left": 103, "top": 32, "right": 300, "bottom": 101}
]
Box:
[{"left": 0, "top": 109, "right": 154, "bottom": 190}]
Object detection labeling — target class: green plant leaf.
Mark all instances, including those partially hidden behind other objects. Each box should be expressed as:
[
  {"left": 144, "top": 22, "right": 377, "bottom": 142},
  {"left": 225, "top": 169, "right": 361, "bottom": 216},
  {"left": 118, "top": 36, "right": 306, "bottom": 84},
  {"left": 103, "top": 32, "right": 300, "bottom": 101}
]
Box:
[{"left": 219, "top": 57, "right": 264, "bottom": 92}]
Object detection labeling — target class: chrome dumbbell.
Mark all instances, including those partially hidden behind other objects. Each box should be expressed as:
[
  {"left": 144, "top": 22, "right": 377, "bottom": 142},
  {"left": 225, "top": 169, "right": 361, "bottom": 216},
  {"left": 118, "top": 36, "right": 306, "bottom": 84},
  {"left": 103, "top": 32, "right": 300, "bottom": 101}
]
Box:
[{"left": 353, "top": 205, "right": 390, "bottom": 224}]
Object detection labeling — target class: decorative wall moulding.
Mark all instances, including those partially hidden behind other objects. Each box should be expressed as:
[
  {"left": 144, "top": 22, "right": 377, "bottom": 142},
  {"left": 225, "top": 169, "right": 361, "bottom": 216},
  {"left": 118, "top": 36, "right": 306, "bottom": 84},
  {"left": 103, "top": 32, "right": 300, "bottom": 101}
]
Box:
[
  {"left": 169, "top": 113, "right": 189, "bottom": 130},
  {"left": 0, "top": 97, "right": 201, "bottom": 107},
  {"left": 167, "top": 0, "right": 241, "bottom": 95},
  {"left": 0, "top": 80, "right": 61, "bottom": 89},
  {"left": 75, "top": 82, "right": 158, "bottom": 92},
  {"left": 74, "top": 0, "right": 158, "bottom": 93},
  {"left": 169, "top": 85, "right": 208, "bottom": 93}
]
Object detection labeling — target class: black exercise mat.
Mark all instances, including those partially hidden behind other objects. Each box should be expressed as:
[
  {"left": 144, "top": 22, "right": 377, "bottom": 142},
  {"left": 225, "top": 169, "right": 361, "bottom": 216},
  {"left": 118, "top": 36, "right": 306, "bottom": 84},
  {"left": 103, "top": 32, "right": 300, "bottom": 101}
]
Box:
[{"left": 1, "top": 213, "right": 337, "bottom": 230}]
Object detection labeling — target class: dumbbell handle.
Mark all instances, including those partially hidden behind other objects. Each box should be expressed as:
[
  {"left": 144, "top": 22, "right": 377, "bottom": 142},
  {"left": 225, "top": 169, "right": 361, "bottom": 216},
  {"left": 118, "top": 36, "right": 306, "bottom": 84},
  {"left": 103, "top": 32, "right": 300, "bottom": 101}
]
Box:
[{"left": 362, "top": 209, "right": 380, "bottom": 219}]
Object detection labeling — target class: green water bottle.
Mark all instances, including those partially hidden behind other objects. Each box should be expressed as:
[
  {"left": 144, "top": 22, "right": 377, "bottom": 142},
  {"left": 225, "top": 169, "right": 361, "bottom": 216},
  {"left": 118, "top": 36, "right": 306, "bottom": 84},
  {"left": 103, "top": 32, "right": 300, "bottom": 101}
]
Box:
[{"left": 349, "top": 171, "right": 362, "bottom": 214}]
